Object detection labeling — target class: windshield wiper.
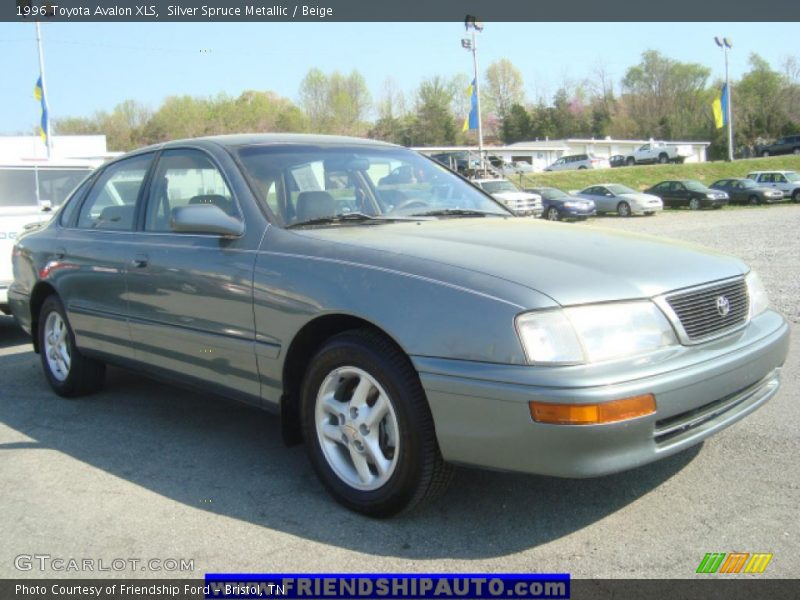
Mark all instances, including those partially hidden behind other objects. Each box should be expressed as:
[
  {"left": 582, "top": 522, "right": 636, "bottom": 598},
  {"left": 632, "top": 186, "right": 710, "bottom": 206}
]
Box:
[
  {"left": 408, "top": 208, "right": 501, "bottom": 218},
  {"left": 287, "top": 212, "right": 421, "bottom": 229}
]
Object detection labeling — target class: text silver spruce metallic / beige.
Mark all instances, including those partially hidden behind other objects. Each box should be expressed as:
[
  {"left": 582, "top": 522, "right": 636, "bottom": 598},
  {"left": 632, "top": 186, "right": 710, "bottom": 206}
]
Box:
[{"left": 9, "top": 135, "right": 789, "bottom": 517}]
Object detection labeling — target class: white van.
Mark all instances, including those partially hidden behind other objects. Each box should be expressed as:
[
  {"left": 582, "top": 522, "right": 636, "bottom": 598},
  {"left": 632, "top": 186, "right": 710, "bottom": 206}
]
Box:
[{"left": 1, "top": 160, "right": 98, "bottom": 314}]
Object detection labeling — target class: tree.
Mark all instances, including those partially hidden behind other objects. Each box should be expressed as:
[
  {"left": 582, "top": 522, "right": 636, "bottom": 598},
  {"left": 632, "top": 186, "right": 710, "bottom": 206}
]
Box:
[
  {"left": 408, "top": 76, "right": 458, "bottom": 146},
  {"left": 735, "top": 54, "right": 795, "bottom": 145},
  {"left": 298, "top": 68, "right": 330, "bottom": 132},
  {"left": 500, "top": 103, "right": 532, "bottom": 143},
  {"left": 484, "top": 59, "right": 525, "bottom": 119}
]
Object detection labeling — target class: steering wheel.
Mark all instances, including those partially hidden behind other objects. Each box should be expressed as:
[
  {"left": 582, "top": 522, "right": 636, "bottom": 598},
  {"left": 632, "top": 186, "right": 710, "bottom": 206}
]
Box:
[{"left": 390, "top": 199, "right": 431, "bottom": 214}]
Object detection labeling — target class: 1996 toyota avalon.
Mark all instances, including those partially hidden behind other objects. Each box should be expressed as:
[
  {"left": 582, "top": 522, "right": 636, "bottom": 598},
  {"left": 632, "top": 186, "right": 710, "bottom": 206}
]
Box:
[{"left": 9, "top": 135, "right": 789, "bottom": 517}]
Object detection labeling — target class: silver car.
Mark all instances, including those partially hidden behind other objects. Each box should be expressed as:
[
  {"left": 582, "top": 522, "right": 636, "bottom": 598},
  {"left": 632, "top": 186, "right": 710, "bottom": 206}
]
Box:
[
  {"left": 9, "top": 135, "right": 789, "bottom": 516},
  {"left": 576, "top": 183, "right": 663, "bottom": 217}
]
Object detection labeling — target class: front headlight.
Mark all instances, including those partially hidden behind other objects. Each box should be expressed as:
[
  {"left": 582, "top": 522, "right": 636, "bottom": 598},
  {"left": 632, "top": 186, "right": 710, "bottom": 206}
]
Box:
[
  {"left": 516, "top": 302, "right": 678, "bottom": 365},
  {"left": 746, "top": 270, "right": 769, "bottom": 318}
]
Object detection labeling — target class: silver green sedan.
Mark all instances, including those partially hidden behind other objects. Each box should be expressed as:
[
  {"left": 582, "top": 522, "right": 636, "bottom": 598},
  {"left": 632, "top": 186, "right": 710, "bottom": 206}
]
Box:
[{"left": 9, "top": 135, "right": 789, "bottom": 517}]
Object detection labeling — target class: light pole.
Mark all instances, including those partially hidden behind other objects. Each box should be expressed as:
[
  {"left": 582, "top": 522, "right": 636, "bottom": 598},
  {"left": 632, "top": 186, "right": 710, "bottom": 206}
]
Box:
[
  {"left": 715, "top": 36, "right": 734, "bottom": 161},
  {"left": 462, "top": 16, "right": 484, "bottom": 175}
]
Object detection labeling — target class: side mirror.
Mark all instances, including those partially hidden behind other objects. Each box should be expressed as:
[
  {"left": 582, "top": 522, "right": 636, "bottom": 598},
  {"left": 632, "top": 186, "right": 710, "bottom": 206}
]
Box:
[
  {"left": 170, "top": 204, "right": 244, "bottom": 237},
  {"left": 39, "top": 199, "right": 53, "bottom": 212}
]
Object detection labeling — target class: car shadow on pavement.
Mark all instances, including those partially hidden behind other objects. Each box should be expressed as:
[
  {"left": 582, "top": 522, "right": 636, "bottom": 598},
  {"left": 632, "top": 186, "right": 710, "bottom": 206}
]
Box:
[
  {"left": 0, "top": 315, "right": 30, "bottom": 348},
  {"left": 0, "top": 337, "right": 701, "bottom": 560}
]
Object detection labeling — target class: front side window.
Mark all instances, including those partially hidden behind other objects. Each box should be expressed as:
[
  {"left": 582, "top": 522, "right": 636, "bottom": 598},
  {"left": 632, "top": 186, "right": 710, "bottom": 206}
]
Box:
[
  {"left": 145, "top": 149, "right": 237, "bottom": 232},
  {"left": 77, "top": 154, "right": 153, "bottom": 230},
  {"left": 237, "top": 145, "right": 508, "bottom": 227}
]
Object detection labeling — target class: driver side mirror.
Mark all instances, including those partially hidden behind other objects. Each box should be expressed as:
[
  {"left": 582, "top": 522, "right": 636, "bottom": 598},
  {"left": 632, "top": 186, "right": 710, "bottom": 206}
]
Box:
[{"left": 170, "top": 204, "right": 244, "bottom": 237}]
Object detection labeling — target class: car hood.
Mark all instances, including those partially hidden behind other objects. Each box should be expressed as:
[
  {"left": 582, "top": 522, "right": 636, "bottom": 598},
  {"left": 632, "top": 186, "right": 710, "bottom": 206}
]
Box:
[
  {"left": 295, "top": 219, "right": 747, "bottom": 306},
  {"left": 491, "top": 191, "right": 540, "bottom": 201}
]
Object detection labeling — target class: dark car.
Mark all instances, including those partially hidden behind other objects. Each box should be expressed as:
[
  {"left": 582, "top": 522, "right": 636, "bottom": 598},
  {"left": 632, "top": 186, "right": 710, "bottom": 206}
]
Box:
[
  {"left": 645, "top": 180, "right": 729, "bottom": 210},
  {"left": 756, "top": 135, "right": 800, "bottom": 157},
  {"left": 709, "top": 178, "right": 786, "bottom": 205},
  {"left": 429, "top": 151, "right": 479, "bottom": 175},
  {"left": 525, "top": 187, "right": 595, "bottom": 221},
  {"left": 609, "top": 155, "right": 627, "bottom": 168}
]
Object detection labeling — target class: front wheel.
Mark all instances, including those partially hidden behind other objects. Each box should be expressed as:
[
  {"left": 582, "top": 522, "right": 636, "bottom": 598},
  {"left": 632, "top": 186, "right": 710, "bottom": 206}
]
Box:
[
  {"left": 301, "top": 329, "right": 452, "bottom": 517},
  {"left": 689, "top": 198, "right": 702, "bottom": 211},
  {"left": 762, "top": 150, "right": 770, "bottom": 157},
  {"left": 749, "top": 195, "right": 760, "bottom": 206},
  {"left": 617, "top": 201, "right": 631, "bottom": 217},
  {"left": 658, "top": 154, "right": 668, "bottom": 164},
  {"left": 38, "top": 296, "right": 105, "bottom": 397},
  {"left": 792, "top": 190, "right": 800, "bottom": 203},
  {"left": 545, "top": 206, "right": 560, "bottom": 221}
]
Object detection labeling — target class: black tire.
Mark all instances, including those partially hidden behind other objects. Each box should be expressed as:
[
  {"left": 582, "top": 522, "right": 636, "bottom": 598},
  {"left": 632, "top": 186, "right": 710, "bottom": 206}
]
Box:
[
  {"left": 749, "top": 195, "right": 760, "bottom": 206},
  {"left": 792, "top": 189, "right": 800, "bottom": 203},
  {"left": 626, "top": 157, "right": 635, "bottom": 166},
  {"left": 689, "top": 198, "right": 702, "bottom": 211},
  {"left": 38, "top": 295, "right": 105, "bottom": 397},
  {"left": 617, "top": 201, "right": 631, "bottom": 217},
  {"left": 578, "top": 166, "right": 588, "bottom": 170},
  {"left": 762, "top": 150, "right": 770, "bottom": 157},
  {"left": 300, "top": 329, "right": 452, "bottom": 517},
  {"left": 545, "top": 206, "right": 560, "bottom": 221},
  {"left": 793, "top": 147, "right": 800, "bottom": 155},
  {"left": 658, "top": 153, "right": 668, "bottom": 164}
]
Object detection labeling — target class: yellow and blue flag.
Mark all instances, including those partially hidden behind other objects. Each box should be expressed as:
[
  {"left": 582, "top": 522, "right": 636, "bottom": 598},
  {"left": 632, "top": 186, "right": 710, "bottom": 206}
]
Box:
[
  {"left": 34, "top": 76, "right": 49, "bottom": 145},
  {"left": 462, "top": 78, "right": 478, "bottom": 132},
  {"left": 712, "top": 84, "right": 728, "bottom": 129}
]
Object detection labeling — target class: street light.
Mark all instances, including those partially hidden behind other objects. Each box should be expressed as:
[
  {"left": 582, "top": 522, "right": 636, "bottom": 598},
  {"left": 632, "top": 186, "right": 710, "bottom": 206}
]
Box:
[
  {"left": 463, "top": 15, "right": 484, "bottom": 175},
  {"left": 714, "top": 36, "right": 734, "bottom": 161}
]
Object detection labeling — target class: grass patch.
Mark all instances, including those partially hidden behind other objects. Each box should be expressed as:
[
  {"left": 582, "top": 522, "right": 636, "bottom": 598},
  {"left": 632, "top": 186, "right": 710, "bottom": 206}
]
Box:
[{"left": 517, "top": 156, "right": 800, "bottom": 193}]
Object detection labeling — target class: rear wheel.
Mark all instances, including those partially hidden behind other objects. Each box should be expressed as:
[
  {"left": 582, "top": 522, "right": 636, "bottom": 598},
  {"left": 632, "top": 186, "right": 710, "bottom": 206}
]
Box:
[
  {"left": 301, "top": 329, "right": 452, "bottom": 517},
  {"left": 749, "top": 195, "right": 760, "bottom": 206},
  {"left": 38, "top": 296, "right": 105, "bottom": 397},
  {"left": 617, "top": 201, "right": 631, "bottom": 217},
  {"left": 546, "top": 206, "right": 560, "bottom": 221},
  {"left": 689, "top": 198, "right": 702, "bottom": 211},
  {"left": 792, "top": 189, "right": 800, "bottom": 203},
  {"left": 762, "top": 150, "right": 770, "bottom": 157}
]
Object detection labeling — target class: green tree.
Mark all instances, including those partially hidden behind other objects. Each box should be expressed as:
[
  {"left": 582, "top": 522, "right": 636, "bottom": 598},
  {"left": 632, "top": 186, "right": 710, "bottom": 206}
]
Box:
[
  {"left": 484, "top": 58, "right": 525, "bottom": 119},
  {"left": 500, "top": 103, "right": 532, "bottom": 143}
]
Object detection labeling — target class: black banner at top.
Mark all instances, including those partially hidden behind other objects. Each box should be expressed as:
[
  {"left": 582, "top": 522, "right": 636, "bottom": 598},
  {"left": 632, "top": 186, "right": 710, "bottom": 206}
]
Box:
[{"left": 8, "top": 0, "right": 800, "bottom": 22}]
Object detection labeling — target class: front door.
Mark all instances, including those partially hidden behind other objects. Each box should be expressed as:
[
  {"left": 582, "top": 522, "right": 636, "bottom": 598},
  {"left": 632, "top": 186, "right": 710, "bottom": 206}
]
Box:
[{"left": 125, "top": 148, "right": 262, "bottom": 401}]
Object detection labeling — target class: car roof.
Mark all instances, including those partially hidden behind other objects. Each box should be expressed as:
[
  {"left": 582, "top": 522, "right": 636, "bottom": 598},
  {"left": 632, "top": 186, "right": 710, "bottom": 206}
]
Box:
[
  {"left": 747, "top": 170, "right": 795, "bottom": 175},
  {"left": 123, "top": 133, "right": 400, "bottom": 156}
]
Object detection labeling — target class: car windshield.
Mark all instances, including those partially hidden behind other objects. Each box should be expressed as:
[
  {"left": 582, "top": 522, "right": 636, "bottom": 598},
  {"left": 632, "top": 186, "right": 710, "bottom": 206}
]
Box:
[
  {"left": 606, "top": 184, "right": 636, "bottom": 195},
  {"left": 540, "top": 188, "right": 569, "bottom": 200},
  {"left": 685, "top": 180, "right": 709, "bottom": 192},
  {"left": 236, "top": 145, "right": 509, "bottom": 227},
  {"left": 480, "top": 180, "right": 519, "bottom": 194}
]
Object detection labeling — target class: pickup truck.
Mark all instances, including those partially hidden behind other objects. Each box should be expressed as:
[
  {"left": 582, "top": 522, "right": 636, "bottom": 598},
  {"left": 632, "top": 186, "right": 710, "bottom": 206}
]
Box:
[{"left": 625, "top": 143, "right": 692, "bottom": 166}]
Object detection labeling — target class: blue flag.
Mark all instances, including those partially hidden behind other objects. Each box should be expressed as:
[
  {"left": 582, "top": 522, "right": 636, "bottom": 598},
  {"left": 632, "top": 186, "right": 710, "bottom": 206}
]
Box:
[
  {"left": 34, "top": 76, "right": 49, "bottom": 145},
  {"left": 462, "top": 79, "right": 479, "bottom": 132}
]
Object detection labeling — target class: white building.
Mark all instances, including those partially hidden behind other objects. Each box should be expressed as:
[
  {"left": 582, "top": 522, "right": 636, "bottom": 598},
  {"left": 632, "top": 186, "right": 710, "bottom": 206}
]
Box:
[
  {"left": 415, "top": 138, "right": 710, "bottom": 172},
  {"left": 0, "top": 135, "right": 119, "bottom": 164}
]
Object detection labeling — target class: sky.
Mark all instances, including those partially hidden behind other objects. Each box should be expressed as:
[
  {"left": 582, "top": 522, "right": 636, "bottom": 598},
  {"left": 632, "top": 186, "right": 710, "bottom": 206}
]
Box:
[{"left": 1, "top": 21, "right": 798, "bottom": 136}]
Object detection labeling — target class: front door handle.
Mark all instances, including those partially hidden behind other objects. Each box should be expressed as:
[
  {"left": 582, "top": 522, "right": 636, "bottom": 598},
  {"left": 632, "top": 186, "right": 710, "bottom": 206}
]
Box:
[
  {"left": 132, "top": 253, "right": 149, "bottom": 268},
  {"left": 53, "top": 247, "right": 66, "bottom": 260}
]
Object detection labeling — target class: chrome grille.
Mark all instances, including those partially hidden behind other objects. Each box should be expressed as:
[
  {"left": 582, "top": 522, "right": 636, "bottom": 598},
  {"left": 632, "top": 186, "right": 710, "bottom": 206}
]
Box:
[
  {"left": 665, "top": 278, "right": 748, "bottom": 342},
  {"left": 507, "top": 198, "right": 541, "bottom": 215}
]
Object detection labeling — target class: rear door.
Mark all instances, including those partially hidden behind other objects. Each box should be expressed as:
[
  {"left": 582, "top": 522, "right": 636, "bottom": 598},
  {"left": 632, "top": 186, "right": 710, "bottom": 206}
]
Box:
[
  {"left": 125, "top": 147, "right": 262, "bottom": 401},
  {"left": 56, "top": 154, "right": 154, "bottom": 360}
]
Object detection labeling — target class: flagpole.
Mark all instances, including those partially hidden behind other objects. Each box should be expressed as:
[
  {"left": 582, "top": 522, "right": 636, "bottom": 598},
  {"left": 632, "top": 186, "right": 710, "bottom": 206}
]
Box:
[
  {"left": 470, "top": 28, "right": 485, "bottom": 175},
  {"left": 35, "top": 21, "right": 52, "bottom": 159},
  {"left": 724, "top": 45, "right": 733, "bottom": 162}
]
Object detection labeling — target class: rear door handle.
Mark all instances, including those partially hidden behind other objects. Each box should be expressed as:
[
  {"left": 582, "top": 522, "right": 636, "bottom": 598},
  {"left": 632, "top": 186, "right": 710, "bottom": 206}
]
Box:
[{"left": 132, "top": 253, "right": 149, "bottom": 268}]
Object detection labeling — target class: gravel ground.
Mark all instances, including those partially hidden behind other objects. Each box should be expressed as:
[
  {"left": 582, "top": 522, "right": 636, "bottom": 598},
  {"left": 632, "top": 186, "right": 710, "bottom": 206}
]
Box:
[{"left": 0, "top": 206, "right": 797, "bottom": 581}]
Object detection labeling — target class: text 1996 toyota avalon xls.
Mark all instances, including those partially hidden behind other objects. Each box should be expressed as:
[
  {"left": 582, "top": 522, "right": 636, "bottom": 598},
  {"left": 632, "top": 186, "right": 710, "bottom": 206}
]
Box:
[{"left": 9, "top": 135, "right": 789, "bottom": 516}]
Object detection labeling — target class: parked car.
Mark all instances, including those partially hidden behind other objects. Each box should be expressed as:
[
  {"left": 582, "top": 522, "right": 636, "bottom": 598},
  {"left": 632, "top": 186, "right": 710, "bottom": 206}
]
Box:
[
  {"left": 545, "top": 153, "right": 610, "bottom": 172},
  {"left": 472, "top": 178, "right": 543, "bottom": 217},
  {"left": 9, "top": 135, "right": 789, "bottom": 517},
  {"left": 755, "top": 135, "right": 800, "bottom": 157},
  {"left": 609, "top": 154, "right": 628, "bottom": 168},
  {"left": 525, "top": 187, "right": 595, "bottom": 221},
  {"left": 0, "top": 160, "right": 97, "bottom": 315},
  {"left": 645, "top": 180, "right": 729, "bottom": 210},
  {"left": 624, "top": 143, "right": 692, "bottom": 166},
  {"left": 574, "top": 183, "right": 663, "bottom": 217},
  {"left": 746, "top": 171, "right": 800, "bottom": 202},
  {"left": 429, "top": 151, "right": 479, "bottom": 175},
  {"left": 709, "top": 178, "right": 786, "bottom": 205}
]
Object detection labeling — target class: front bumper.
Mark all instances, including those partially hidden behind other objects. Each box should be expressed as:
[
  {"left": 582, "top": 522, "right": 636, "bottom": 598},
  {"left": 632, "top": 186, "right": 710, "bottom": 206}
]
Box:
[
  {"left": 702, "top": 197, "right": 729, "bottom": 208},
  {"left": 414, "top": 310, "right": 789, "bottom": 478},
  {"left": 632, "top": 204, "right": 663, "bottom": 215}
]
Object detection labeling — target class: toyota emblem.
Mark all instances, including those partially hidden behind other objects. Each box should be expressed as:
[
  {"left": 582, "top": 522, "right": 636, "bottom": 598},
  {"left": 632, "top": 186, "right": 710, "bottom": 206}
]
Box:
[{"left": 716, "top": 295, "right": 731, "bottom": 317}]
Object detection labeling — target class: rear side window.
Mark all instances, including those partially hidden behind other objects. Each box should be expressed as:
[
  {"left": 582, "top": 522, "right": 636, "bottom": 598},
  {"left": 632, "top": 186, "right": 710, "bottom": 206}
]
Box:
[
  {"left": 77, "top": 154, "right": 153, "bottom": 230},
  {"left": 144, "top": 149, "right": 237, "bottom": 232},
  {"left": 59, "top": 176, "right": 95, "bottom": 226}
]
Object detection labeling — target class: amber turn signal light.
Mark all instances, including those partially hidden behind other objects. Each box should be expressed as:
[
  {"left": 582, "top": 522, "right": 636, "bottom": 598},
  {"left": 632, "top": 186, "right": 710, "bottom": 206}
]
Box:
[{"left": 529, "top": 394, "right": 656, "bottom": 425}]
